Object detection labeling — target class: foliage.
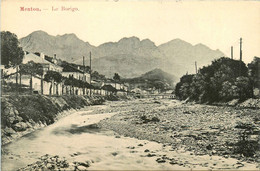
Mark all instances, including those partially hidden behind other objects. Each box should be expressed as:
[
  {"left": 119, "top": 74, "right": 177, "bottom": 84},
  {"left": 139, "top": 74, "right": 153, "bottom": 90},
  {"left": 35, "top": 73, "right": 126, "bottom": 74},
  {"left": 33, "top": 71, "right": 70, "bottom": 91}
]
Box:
[
  {"left": 113, "top": 73, "right": 121, "bottom": 82},
  {"left": 20, "top": 61, "right": 43, "bottom": 76},
  {"left": 1, "top": 31, "right": 24, "bottom": 68},
  {"left": 175, "top": 74, "right": 194, "bottom": 100},
  {"left": 175, "top": 57, "right": 252, "bottom": 102},
  {"left": 64, "top": 76, "right": 92, "bottom": 88},
  {"left": 44, "top": 71, "right": 62, "bottom": 83},
  {"left": 91, "top": 71, "right": 106, "bottom": 81}
]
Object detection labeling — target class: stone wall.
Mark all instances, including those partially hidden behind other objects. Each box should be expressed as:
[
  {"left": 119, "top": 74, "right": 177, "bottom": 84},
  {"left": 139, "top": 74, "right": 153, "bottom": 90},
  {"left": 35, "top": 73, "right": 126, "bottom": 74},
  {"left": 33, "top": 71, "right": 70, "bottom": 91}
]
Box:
[{"left": 1, "top": 95, "right": 105, "bottom": 145}]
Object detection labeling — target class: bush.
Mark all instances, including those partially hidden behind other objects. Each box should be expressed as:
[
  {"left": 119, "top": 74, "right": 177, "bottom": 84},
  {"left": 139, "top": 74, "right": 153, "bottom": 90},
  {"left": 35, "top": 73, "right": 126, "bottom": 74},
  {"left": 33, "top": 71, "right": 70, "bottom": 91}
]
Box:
[{"left": 175, "top": 57, "right": 253, "bottom": 103}]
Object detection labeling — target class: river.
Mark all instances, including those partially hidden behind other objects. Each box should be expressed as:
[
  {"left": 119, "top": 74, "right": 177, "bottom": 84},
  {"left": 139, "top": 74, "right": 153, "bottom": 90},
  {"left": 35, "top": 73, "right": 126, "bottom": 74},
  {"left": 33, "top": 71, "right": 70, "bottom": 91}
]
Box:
[
  {"left": 2, "top": 104, "right": 187, "bottom": 170},
  {"left": 2, "top": 101, "right": 258, "bottom": 170}
]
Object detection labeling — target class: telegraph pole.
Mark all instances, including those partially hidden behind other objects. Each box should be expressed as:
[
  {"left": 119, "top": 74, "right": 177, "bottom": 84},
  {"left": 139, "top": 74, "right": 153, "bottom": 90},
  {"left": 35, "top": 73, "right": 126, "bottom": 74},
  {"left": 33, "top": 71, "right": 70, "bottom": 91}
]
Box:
[
  {"left": 83, "top": 56, "right": 85, "bottom": 95},
  {"left": 239, "top": 38, "right": 243, "bottom": 99},
  {"left": 195, "top": 61, "right": 198, "bottom": 74},
  {"left": 89, "top": 51, "right": 92, "bottom": 96},
  {"left": 239, "top": 38, "right": 242, "bottom": 77},
  {"left": 231, "top": 46, "right": 233, "bottom": 59}
]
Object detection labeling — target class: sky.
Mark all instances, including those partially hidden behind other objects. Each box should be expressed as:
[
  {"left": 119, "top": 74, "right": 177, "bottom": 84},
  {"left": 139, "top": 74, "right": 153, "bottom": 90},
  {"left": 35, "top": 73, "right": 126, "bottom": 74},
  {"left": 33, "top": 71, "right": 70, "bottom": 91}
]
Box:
[{"left": 1, "top": 0, "right": 260, "bottom": 63}]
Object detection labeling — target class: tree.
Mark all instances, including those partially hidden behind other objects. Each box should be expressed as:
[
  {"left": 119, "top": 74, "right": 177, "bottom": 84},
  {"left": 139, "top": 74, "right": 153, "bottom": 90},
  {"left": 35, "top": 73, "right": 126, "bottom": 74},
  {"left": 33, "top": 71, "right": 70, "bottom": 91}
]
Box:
[
  {"left": 175, "top": 57, "right": 252, "bottom": 103},
  {"left": 44, "top": 71, "right": 62, "bottom": 95},
  {"left": 20, "top": 61, "right": 43, "bottom": 94},
  {"left": 1, "top": 31, "right": 25, "bottom": 93},
  {"left": 1, "top": 31, "right": 24, "bottom": 69},
  {"left": 113, "top": 73, "right": 120, "bottom": 82}
]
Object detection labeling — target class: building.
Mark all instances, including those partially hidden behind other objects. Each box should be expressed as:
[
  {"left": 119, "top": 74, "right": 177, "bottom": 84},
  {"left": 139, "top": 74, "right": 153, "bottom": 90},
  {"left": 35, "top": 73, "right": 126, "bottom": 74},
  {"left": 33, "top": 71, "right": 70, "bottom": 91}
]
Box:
[
  {"left": 23, "top": 52, "right": 63, "bottom": 73},
  {"left": 61, "top": 64, "right": 90, "bottom": 83}
]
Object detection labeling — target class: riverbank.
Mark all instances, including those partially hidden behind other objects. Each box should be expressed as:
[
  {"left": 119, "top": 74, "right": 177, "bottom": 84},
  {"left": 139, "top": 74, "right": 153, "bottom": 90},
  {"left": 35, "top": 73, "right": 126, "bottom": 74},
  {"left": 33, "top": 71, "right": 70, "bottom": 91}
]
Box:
[
  {"left": 1, "top": 94, "right": 112, "bottom": 145},
  {"left": 98, "top": 98, "right": 260, "bottom": 169}
]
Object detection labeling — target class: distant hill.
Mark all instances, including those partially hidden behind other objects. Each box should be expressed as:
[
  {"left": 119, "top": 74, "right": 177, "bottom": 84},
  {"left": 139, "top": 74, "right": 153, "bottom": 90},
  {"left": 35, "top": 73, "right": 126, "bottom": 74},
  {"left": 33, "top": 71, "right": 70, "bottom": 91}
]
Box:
[
  {"left": 19, "top": 31, "right": 225, "bottom": 78},
  {"left": 123, "top": 68, "right": 177, "bottom": 90}
]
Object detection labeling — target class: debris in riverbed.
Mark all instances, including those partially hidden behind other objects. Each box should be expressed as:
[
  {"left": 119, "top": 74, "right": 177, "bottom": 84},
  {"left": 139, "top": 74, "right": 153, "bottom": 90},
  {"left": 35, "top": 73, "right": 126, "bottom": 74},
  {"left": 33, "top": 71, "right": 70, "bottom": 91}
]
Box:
[{"left": 18, "top": 154, "right": 93, "bottom": 171}]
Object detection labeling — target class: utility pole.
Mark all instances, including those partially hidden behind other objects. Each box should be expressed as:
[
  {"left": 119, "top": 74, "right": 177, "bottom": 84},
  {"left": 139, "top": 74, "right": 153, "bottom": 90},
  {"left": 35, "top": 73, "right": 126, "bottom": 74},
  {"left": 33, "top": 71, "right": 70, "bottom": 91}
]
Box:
[
  {"left": 195, "top": 61, "right": 198, "bottom": 74},
  {"left": 239, "top": 38, "right": 243, "bottom": 99},
  {"left": 83, "top": 56, "right": 85, "bottom": 95},
  {"left": 239, "top": 38, "right": 242, "bottom": 77},
  {"left": 231, "top": 46, "right": 233, "bottom": 59},
  {"left": 89, "top": 51, "right": 92, "bottom": 96},
  {"left": 240, "top": 38, "right": 242, "bottom": 62}
]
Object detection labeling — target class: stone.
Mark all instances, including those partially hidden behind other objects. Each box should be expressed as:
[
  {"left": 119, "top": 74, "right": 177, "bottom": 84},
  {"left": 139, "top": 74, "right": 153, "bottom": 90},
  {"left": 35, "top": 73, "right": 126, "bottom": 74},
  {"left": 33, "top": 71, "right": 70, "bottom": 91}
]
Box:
[
  {"left": 9, "top": 109, "right": 15, "bottom": 116},
  {"left": 4, "top": 127, "right": 16, "bottom": 135},
  {"left": 156, "top": 158, "right": 166, "bottom": 163},
  {"left": 16, "top": 116, "right": 23, "bottom": 122},
  {"left": 13, "top": 122, "right": 28, "bottom": 131},
  {"left": 144, "top": 149, "right": 150, "bottom": 152},
  {"left": 147, "top": 153, "right": 156, "bottom": 157},
  {"left": 4, "top": 108, "right": 10, "bottom": 115},
  {"left": 77, "top": 165, "right": 87, "bottom": 171},
  {"left": 8, "top": 116, "right": 16, "bottom": 124}
]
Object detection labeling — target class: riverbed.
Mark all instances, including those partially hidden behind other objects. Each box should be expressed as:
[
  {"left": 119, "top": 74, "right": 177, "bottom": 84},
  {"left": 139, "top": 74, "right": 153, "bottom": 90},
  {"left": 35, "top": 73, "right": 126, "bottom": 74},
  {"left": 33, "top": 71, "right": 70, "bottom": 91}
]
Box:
[{"left": 2, "top": 100, "right": 259, "bottom": 170}]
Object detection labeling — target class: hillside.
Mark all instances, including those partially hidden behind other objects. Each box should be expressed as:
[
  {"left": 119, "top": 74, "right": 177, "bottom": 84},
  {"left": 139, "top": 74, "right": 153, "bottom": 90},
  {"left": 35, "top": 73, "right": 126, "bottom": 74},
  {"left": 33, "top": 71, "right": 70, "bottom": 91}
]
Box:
[
  {"left": 123, "top": 68, "right": 177, "bottom": 90},
  {"left": 19, "top": 31, "right": 225, "bottom": 78}
]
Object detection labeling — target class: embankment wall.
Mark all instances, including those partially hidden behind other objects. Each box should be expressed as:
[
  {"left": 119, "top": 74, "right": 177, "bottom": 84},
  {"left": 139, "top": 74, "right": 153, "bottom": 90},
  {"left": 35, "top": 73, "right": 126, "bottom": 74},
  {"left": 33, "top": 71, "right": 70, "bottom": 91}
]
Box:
[{"left": 1, "top": 95, "right": 110, "bottom": 145}]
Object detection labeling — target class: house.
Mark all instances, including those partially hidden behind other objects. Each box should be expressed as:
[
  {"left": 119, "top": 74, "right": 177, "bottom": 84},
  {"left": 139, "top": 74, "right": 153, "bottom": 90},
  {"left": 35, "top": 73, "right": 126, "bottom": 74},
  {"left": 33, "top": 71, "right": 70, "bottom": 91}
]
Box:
[
  {"left": 61, "top": 64, "right": 90, "bottom": 83},
  {"left": 23, "top": 52, "right": 63, "bottom": 73}
]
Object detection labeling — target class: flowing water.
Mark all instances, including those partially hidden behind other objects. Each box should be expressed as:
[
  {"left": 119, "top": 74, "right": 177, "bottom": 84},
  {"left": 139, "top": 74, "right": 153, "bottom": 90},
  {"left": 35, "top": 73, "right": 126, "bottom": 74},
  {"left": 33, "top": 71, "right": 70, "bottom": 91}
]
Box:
[{"left": 2, "top": 104, "right": 258, "bottom": 170}]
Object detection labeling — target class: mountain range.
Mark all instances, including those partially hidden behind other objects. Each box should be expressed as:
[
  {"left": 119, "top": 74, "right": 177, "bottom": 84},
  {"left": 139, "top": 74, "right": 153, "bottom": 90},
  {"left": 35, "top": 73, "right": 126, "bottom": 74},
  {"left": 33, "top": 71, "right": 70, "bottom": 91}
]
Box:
[{"left": 19, "top": 30, "right": 225, "bottom": 78}]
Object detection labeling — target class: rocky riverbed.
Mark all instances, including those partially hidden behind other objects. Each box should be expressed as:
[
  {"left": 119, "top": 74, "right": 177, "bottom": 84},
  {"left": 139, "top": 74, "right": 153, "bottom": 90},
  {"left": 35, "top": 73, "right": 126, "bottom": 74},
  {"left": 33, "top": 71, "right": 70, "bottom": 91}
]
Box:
[
  {"left": 98, "top": 98, "right": 260, "bottom": 168},
  {"left": 3, "top": 98, "right": 260, "bottom": 170}
]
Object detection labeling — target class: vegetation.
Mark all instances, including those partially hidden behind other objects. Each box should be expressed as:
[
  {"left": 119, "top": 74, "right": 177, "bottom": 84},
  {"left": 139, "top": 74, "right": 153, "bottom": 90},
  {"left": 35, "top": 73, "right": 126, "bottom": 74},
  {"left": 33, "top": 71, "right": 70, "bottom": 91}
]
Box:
[
  {"left": 175, "top": 57, "right": 253, "bottom": 103},
  {"left": 113, "top": 73, "right": 121, "bottom": 82},
  {"left": 20, "top": 61, "right": 44, "bottom": 93},
  {"left": 1, "top": 31, "right": 24, "bottom": 69},
  {"left": 44, "top": 71, "right": 63, "bottom": 95}
]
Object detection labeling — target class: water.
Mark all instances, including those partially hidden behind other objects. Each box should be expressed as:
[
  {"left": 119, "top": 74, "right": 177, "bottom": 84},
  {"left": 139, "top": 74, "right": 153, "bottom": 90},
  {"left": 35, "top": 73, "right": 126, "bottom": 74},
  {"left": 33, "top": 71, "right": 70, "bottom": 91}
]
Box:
[
  {"left": 1, "top": 105, "right": 184, "bottom": 170},
  {"left": 2, "top": 104, "right": 258, "bottom": 170}
]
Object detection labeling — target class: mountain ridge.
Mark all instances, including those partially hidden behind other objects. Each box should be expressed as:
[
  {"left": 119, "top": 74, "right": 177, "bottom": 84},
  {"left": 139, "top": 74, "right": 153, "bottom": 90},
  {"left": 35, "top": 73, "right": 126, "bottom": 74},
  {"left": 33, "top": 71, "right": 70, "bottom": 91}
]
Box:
[{"left": 19, "top": 30, "right": 225, "bottom": 78}]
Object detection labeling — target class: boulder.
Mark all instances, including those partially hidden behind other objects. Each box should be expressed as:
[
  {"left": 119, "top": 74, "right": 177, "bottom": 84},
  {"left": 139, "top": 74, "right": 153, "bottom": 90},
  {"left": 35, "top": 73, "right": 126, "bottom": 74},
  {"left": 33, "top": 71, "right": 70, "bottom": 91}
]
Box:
[
  {"left": 13, "top": 122, "right": 28, "bottom": 131},
  {"left": 4, "top": 127, "right": 16, "bottom": 135}
]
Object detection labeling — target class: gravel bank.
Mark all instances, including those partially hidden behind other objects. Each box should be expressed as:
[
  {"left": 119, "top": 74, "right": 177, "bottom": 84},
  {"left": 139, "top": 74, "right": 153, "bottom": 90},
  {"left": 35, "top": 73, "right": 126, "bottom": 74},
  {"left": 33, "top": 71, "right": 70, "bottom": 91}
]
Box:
[{"left": 98, "top": 98, "right": 260, "bottom": 166}]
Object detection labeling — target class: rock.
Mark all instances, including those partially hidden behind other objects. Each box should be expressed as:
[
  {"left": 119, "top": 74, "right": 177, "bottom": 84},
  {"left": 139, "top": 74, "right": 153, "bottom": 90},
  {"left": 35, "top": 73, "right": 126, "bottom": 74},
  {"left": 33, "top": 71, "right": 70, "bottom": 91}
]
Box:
[
  {"left": 16, "top": 116, "right": 23, "bottom": 122},
  {"left": 9, "top": 109, "right": 15, "bottom": 116},
  {"left": 4, "top": 108, "right": 10, "bottom": 115},
  {"left": 147, "top": 153, "right": 156, "bottom": 157},
  {"left": 156, "top": 158, "right": 166, "bottom": 163},
  {"left": 77, "top": 165, "right": 88, "bottom": 171},
  {"left": 127, "top": 146, "right": 135, "bottom": 149},
  {"left": 13, "top": 122, "right": 28, "bottom": 131},
  {"left": 4, "top": 127, "right": 16, "bottom": 135},
  {"left": 111, "top": 152, "right": 118, "bottom": 156},
  {"left": 144, "top": 149, "right": 150, "bottom": 152},
  {"left": 138, "top": 144, "right": 143, "bottom": 146},
  {"left": 14, "top": 109, "right": 19, "bottom": 115},
  {"left": 8, "top": 116, "right": 16, "bottom": 124},
  {"left": 79, "top": 161, "right": 91, "bottom": 168}
]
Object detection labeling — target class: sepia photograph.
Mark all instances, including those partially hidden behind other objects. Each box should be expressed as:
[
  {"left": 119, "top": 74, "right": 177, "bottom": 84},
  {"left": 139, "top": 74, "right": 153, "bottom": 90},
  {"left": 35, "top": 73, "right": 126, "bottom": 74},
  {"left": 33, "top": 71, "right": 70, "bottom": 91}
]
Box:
[{"left": 1, "top": 0, "right": 260, "bottom": 170}]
